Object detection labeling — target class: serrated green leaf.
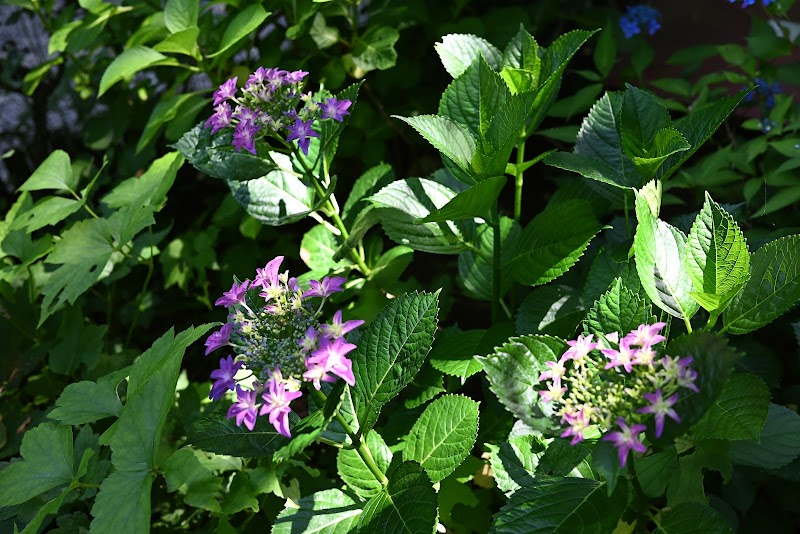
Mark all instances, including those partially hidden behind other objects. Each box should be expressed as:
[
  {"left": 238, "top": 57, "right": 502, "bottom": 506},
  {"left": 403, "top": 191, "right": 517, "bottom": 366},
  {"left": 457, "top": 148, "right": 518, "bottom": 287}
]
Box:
[
  {"left": 511, "top": 199, "right": 601, "bottom": 286},
  {"left": 631, "top": 128, "right": 691, "bottom": 180},
  {"left": 439, "top": 56, "right": 507, "bottom": 140},
  {"left": 208, "top": 4, "right": 270, "bottom": 58},
  {"left": 729, "top": 403, "right": 800, "bottom": 469},
  {"left": 479, "top": 335, "right": 565, "bottom": 433},
  {"left": 417, "top": 176, "right": 505, "bottom": 223},
  {"left": 654, "top": 502, "right": 734, "bottom": 534},
  {"left": 90, "top": 470, "right": 156, "bottom": 533},
  {"left": 351, "top": 291, "right": 439, "bottom": 433},
  {"left": 0, "top": 423, "right": 73, "bottom": 507},
  {"left": 435, "top": 34, "right": 502, "bottom": 78},
  {"left": 487, "top": 436, "right": 540, "bottom": 494},
  {"left": 488, "top": 476, "right": 627, "bottom": 533},
  {"left": 272, "top": 489, "right": 362, "bottom": 534},
  {"left": 301, "top": 224, "right": 348, "bottom": 272},
  {"left": 583, "top": 248, "right": 643, "bottom": 307},
  {"left": 620, "top": 85, "right": 672, "bottom": 159},
  {"left": 337, "top": 431, "right": 392, "bottom": 498},
  {"left": 536, "top": 439, "right": 591, "bottom": 477},
  {"left": 686, "top": 193, "right": 750, "bottom": 312},
  {"left": 161, "top": 448, "right": 222, "bottom": 513},
  {"left": 49, "top": 369, "right": 127, "bottom": 425},
  {"left": 502, "top": 26, "right": 541, "bottom": 73},
  {"left": 18, "top": 150, "right": 75, "bottom": 192},
  {"left": 358, "top": 461, "right": 437, "bottom": 534},
  {"left": 635, "top": 448, "right": 678, "bottom": 498},
  {"left": 516, "top": 285, "right": 584, "bottom": 338},
  {"left": 369, "top": 178, "right": 473, "bottom": 254},
  {"left": 403, "top": 362, "right": 445, "bottom": 409},
  {"left": 405, "top": 395, "right": 479, "bottom": 483},
  {"left": 98, "top": 46, "right": 178, "bottom": 97},
  {"left": 634, "top": 192, "right": 700, "bottom": 321},
  {"left": 428, "top": 329, "right": 484, "bottom": 379},
  {"left": 691, "top": 373, "right": 770, "bottom": 441},
  {"left": 185, "top": 410, "right": 290, "bottom": 457},
  {"left": 458, "top": 216, "right": 520, "bottom": 301},
  {"left": 585, "top": 277, "right": 656, "bottom": 338},
  {"left": 164, "top": 0, "right": 198, "bottom": 33},
  {"left": 723, "top": 235, "right": 800, "bottom": 334},
  {"left": 342, "top": 163, "right": 395, "bottom": 223},
  {"left": 103, "top": 151, "right": 183, "bottom": 208},
  {"left": 394, "top": 115, "right": 477, "bottom": 176}
]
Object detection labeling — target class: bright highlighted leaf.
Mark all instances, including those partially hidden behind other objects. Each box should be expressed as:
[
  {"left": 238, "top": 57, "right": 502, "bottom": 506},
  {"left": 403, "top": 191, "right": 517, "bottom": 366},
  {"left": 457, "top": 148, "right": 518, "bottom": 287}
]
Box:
[
  {"left": 337, "top": 430, "right": 392, "bottom": 498},
  {"left": 585, "top": 277, "right": 655, "bottom": 340},
  {"left": 686, "top": 193, "right": 750, "bottom": 312},
  {"left": 729, "top": 403, "right": 800, "bottom": 469},
  {"left": 488, "top": 476, "right": 627, "bottom": 533},
  {"left": 502, "top": 26, "right": 541, "bottom": 73},
  {"left": 186, "top": 411, "right": 290, "bottom": 457},
  {"left": 405, "top": 394, "right": 479, "bottom": 483},
  {"left": 691, "top": 373, "right": 770, "bottom": 441},
  {"left": 358, "top": 461, "right": 438, "bottom": 534},
  {"left": 153, "top": 27, "right": 199, "bottom": 56},
  {"left": 394, "top": 115, "right": 477, "bottom": 175},
  {"left": 164, "top": 0, "right": 198, "bottom": 33},
  {"left": 435, "top": 33, "right": 502, "bottom": 78},
  {"left": 723, "top": 235, "right": 800, "bottom": 334},
  {"left": 620, "top": 85, "right": 672, "bottom": 159},
  {"left": 351, "top": 291, "right": 439, "bottom": 433},
  {"left": 516, "top": 285, "right": 584, "bottom": 338},
  {"left": 634, "top": 192, "right": 700, "bottom": 321},
  {"left": 417, "top": 175, "right": 506, "bottom": 224},
  {"left": 428, "top": 329, "right": 485, "bottom": 378},
  {"left": 0, "top": 423, "right": 73, "bottom": 507},
  {"left": 98, "top": 46, "right": 179, "bottom": 97},
  {"left": 511, "top": 199, "right": 601, "bottom": 286},
  {"left": 654, "top": 502, "right": 734, "bottom": 534},
  {"left": 18, "top": 150, "right": 75, "bottom": 192},
  {"left": 487, "top": 436, "right": 540, "bottom": 494},
  {"left": 207, "top": 5, "right": 270, "bottom": 58},
  {"left": 479, "top": 335, "right": 565, "bottom": 433},
  {"left": 272, "top": 489, "right": 362, "bottom": 534}
]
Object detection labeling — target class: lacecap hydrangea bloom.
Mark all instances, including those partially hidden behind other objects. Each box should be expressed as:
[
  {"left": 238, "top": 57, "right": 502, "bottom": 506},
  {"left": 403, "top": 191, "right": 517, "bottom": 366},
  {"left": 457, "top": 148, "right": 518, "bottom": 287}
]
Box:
[
  {"left": 203, "top": 256, "right": 363, "bottom": 437},
  {"left": 619, "top": 5, "right": 662, "bottom": 39},
  {"left": 204, "top": 67, "right": 352, "bottom": 156},
  {"left": 538, "top": 323, "right": 698, "bottom": 466}
]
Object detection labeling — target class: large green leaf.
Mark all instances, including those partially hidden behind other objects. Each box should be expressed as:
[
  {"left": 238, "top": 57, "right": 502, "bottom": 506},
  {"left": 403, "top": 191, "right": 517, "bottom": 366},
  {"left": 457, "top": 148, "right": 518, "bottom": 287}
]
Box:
[
  {"left": 635, "top": 448, "right": 678, "bottom": 498},
  {"left": 723, "top": 235, "right": 800, "bottom": 334},
  {"left": 630, "top": 128, "right": 691, "bottom": 180},
  {"left": 634, "top": 192, "right": 700, "bottom": 321},
  {"left": 98, "top": 46, "right": 179, "bottom": 96},
  {"left": 654, "top": 502, "right": 734, "bottom": 534},
  {"left": 479, "top": 335, "right": 565, "bottom": 433},
  {"left": 272, "top": 489, "right": 362, "bottom": 534},
  {"left": 10, "top": 195, "right": 83, "bottom": 233},
  {"left": 502, "top": 26, "right": 541, "bottom": 72},
  {"left": 18, "top": 150, "right": 76, "bottom": 192},
  {"left": 49, "top": 368, "right": 127, "bottom": 425},
  {"left": 488, "top": 476, "right": 627, "bottom": 533},
  {"left": 511, "top": 199, "right": 601, "bottom": 286},
  {"left": 434, "top": 33, "right": 502, "bottom": 78},
  {"left": 584, "top": 277, "right": 656, "bottom": 339},
  {"left": 0, "top": 423, "right": 73, "bottom": 506},
  {"left": 164, "top": 0, "right": 198, "bottom": 33},
  {"left": 486, "top": 436, "right": 541, "bottom": 494},
  {"left": 346, "top": 25, "right": 399, "bottom": 73},
  {"left": 91, "top": 470, "right": 157, "bottom": 533},
  {"left": 185, "top": 410, "right": 291, "bottom": 457},
  {"left": 394, "top": 115, "right": 477, "bottom": 176},
  {"left": 351, "top": 291, "right": 439, "bottom": 433},
  {"left": 691, "top": 373, "right": 770, "bottom": 441},
  {"left": 686, "top": 193, "right": 750, "bottom": 312},
  {"left": 161, "top": 448, "right": 222, "bottom": 513},
  {"left": 515, "top": 285, "right": 584, "bottom": 338},
  {"left": 300, "top": 224, "right": 348, "bottom": 272},
  {"left": 369, "top": 178, "right": 473, "bottom": 254},
  {"left": 458, "top": 217, "right": 520, "bottom": 301},
  {"left": 427, "top": 329, "right": 485, "bottom": 379},
  {"left": 405, "top": 394, "right": 479, "bottom": 483},
  {"left": 207, "top": 4, "right": 270, "bottom": 58},
  {"left": 417, "top": 175, "right": 506, "bottom": 223},
  {"left": 358, "top": 461, "right": 438, "bottom": 534},
  {"left": 337, "top": 430, "right": 392, "bottom": 499},
  {"left": 620, "top": 85, "right": 672, "bottom": 159},
  {"left": 729, "top": 403, "right": 800, "bottom": 469}
]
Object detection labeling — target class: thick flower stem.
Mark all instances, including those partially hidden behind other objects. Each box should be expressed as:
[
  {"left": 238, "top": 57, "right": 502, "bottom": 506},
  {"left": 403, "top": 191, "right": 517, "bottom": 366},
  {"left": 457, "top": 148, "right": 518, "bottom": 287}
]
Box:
[
  {"left": 514, "top": 137, "right": 526, "bottom": 221},
  {"left": 311, "top": 388, "right": 388, "bottom": 486}
]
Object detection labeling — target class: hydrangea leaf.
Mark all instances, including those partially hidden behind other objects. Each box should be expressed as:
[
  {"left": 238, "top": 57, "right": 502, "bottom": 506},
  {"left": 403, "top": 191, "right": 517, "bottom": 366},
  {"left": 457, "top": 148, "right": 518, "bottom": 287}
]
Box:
[
  {"left": 535, "top": 439, "right": 592, "bottom": 478},
  {"left": 272, "top": 489, "right": 362, "bottom": 534},
  {"left": 515, "top": 285, "right": 584, "bottom": 338},
  {"left": 346, "top": 25, "right": 399, "bottom": 74},
  {"left": 341, "top": 162, "right": 395, "bottom": 224},
  {"left": 654, "top": 502, "right": 734, "bottom": 534},
  {"left": 164, "top": 0, "right": 198, "bottom": 34},
  {"left": 631, "top": 128, "right": 691, "bottom": 180},
  {"left": 9, "top": 196, "right": 83, "bottom": 233},
  {"left": 634, "top": 191, "right": 700, "bottom": 321},
  {"left": 350, "top": 291, "right": 439, "bottom": 434},
  {"left": 405, "top": 394, "right": 480, "bottom": 483},
  {"left": 18, "top": 149, "right": 75, "bottom": 192},
  {"left": 394, "top": 115, "right": 477, "bottom": 177},
  {"left": 511, "top": 199, "right": 601, "bottom": 286},
  {"left": 691, "top": 373, "right": 770, "bottom": 441},
  {"left": 0, "top": 423, "right": 73, "bottom": 507},
  {"left": 98, "top": 46, "right": 180, "bottom": 97},
  {"left": 49, "top": 368, "right": 128, "bottom": 425},
  {"left": 427, "top": 329, "right": 485, "bottom": 379},
  {"left": 634, "top": 448, "right": 678, "bottom": 498},
  {"left": 207, "top": 4, "right": 270, "bottom": 58},
  {"left": 723, "top": 235, "right": 800, "bottom": 334},
  {"left": 501, "top": 26, "right": 541, "bottom": 74},
  {"left": 620, "top": 85, "right": 672, "bottom": 160},
  {"left": 729, "top": 403, "right": 800, "bottom": 469},
  {"left": 686, "top": 193, "right": 750, "bottom": 313},
  {"left": 358, "top": 461, "right": 438, "bottom": 534},
  {"left": 486, "top": 436, "right": 541, "bottom": 494},
  {"left": 434, "top": 33, "right": 502, "bottom": 78},
  {"left": 488, "top": 476, "right": 627, "bottom": 534},
  {"left": 403, "top": 362, "right": 445, "bottom": 409},
  {"left": 337, "top": 430, "right": 392, "bottom": 498},
  {"left": 90, "top": 470, "right": 157, "bottom": 533},
  {"left": 417, "top": 175, "right": 506, "bottom": 224},
  {"left": 161, "top": 448, "right": 222, "bottom": 513},
  {"left": 300, "top": 224, "right": 348, "bottom": 272},
  {"left": 185, "top": 410, "right": 291, "bottom": 457},
  {"left": 137, "top": 92, "right": 204, "bottom": 154},
  {"left": 479, "top": 335, "right": 565, "bottom": 433},
  {"left": 584, "top": 277, "right": 656, "bottom": 339},
  {"left": 459, "top": 217, "right": 521, "bottom": 301},
  {"left": 583, "top": 248, "right": 644, "bottom": 307},
  {"left": 368, "top": 178, "right": 474, "bottom": 254},
  {"left": 153, "top": 27, "right": 199, "bottom": 56}
]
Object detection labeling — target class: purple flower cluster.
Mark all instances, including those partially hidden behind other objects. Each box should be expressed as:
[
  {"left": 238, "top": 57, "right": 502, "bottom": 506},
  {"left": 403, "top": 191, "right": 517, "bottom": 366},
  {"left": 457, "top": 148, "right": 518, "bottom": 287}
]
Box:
[
  {"left": 619, "top": 5, "right": 661, "bottom": 39},
  {"left": 204, "top": 67, "right": 352, "bottom": 156},
  {"left": 538, "top": 323, "right": 698, "bottom": 466},
  {"left": 203, "top": 256, "right": 362, "bottom": 438}
]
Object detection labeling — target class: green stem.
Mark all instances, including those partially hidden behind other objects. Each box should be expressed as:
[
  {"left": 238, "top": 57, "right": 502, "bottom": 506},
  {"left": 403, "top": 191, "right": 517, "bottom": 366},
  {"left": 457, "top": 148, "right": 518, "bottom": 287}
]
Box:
[
  {"left": 490, "top": 206, "right": 502, "bottom": 322},
  {"left": 125, "top": 235, "right": 155, "bottom": 346},
  {"left": 69, "top": 190, "right": 101, "bottom": 219},
  {"left": 311, "top": 389, "right": 387, "bottom": 485},
  {"left": 683, "top": 315, "right": 693, "bottom": 333},
  {"left": 513, "top": 137, "right": 526, "bottom": 221},
  {"left": 704, "top": 310, "right": 720, "bottom": 332}
]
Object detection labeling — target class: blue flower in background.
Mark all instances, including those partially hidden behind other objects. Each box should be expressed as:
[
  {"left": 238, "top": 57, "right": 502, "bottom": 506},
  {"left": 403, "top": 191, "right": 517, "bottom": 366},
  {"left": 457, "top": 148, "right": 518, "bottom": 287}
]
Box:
[
  {"left": 619, "top": 5, "right": 662, "bottom": 39},
  {"left": 728, "top": 0, "right": 775, "bottom": 7},
  {"left": 744, "top": 77, "right": 783, "bottom": 110}
]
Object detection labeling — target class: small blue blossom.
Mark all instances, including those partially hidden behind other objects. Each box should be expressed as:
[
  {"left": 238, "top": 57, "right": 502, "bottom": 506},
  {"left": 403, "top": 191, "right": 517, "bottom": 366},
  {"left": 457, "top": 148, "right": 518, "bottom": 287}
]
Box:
[
  {"left": 619, "top": 5, "right": 662, "bottom": 39},
  {"left": 728, "top": 0, "right": 774, "bottom": 7}
]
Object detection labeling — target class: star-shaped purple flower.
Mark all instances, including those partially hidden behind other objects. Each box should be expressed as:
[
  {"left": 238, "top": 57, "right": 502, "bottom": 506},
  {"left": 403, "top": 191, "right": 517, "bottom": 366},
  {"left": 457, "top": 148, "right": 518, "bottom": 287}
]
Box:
[
  {"left": 226, "top": 385, "right": 260, "bottom": 430},
  {"left": 232, "top": 120, "right": 260, "bottom": 155},
  {"left": 284, "top": 70, "right": 309, "bottom": 84},
  {"left": 253, "top": 256, "right": 284, "bottom": 295},
  {"left": 602, "top": 339, "right": 637, "bottom": 373},
  {"left": 204, "top": 322, "right": 234, "bottom": 355},
  {"left": 260, "top": 377, "right": 302, "bottom": 437},
  {"left": 320, "top": 97, "right": 352, "bottom": 122},
  {"left": 209, "top": 355, "right": 242, "bottom": 401},
  {"left": 318, "top": 310, "right": 364, "bottom": 340},
  {"left": 215, "top": 279, "right": 250, "bottom": 307},
  {"left": 638, "top": 389, "right": 681, "bottom": 437},
  {"left": 560, "top": 406, "right": 592, "bottom": 445},
  {"left": 286, "top": 118, "right": 319, "bottom": 155},
  {"left": 561, "top": 333, "right": 598, "bottom": 362},
  {"left": 213, "top": 77, "right": 238, "bottom": 106},
  {"left": 623, "top": 322, "right": 666, "bottom": 348},
  {"left": 602, "top": 417, "right": 647, "bottom": 466},
  {"left": 204, "top": 102, "right": 232, "bottom": 134},
  {"left": 303, "top": 276, "right": 346, "bottom": 298},
  {"left": 307, "top": 337, "right": 356, "bottom": 386}
]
